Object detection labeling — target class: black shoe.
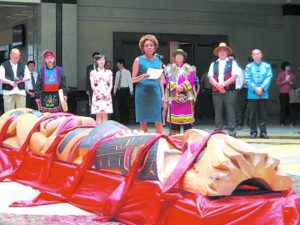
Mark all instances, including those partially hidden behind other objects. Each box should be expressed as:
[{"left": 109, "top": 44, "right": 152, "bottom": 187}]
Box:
[
  {"left": 237, "top": 125, "right": 243, "bottom": 130},
  {"left": 250, "top": 133, "right": 257, "bottom": 139},
  {"left": 260, "top": 133, "right": 269, "bottom": 139},
  {"left": 229, "top": 131, "right": 236, "bottom": 137}
]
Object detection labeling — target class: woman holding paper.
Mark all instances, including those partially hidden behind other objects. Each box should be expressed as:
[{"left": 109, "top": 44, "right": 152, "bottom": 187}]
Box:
[
  {"left": 132, "top": 34, "right": 164, "bottom": 133},
  {"left": 164, "top": 49, "right": 195, "bottom": 134},
  {"left": 35, "top": 50, "right": 68, "bottom": 113}
]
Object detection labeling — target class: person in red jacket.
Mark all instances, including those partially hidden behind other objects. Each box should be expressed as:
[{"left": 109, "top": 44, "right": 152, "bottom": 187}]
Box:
[{"left": 276, "top": 61, "right": 296, "bottom": 126}]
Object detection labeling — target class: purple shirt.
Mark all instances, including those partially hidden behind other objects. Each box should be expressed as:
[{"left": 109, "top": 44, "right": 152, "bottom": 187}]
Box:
[{"left": 276, "top": 72, "right": 295, "bottom": 94}]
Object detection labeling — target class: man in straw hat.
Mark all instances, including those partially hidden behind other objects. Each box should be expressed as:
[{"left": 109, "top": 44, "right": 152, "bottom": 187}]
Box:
[
  {"left": 207, "top": 42, "right": 240, "bottom": 137},
  {"left": 0, "top": 48, "right": 30, "bottom": 112},
  {"left": 244, "top": 49, "right": 272, "bottom": 139}
]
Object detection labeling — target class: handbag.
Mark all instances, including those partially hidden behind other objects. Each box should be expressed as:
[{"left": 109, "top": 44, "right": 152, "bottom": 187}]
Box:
[
  {"left": 58, "top": 89, "right": 68, "bottom": 112},
  {"left": 289, "top": 88, "right": 300, "bottom": 103}
]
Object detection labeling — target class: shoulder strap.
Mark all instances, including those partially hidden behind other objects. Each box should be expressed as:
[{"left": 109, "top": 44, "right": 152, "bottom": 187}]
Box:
[
  {"left": 228, "top": 59, "right": 233, "bottom": 72},
  {"left": 55, "top": 66, "right": 61, "bottom": 85},
  {"left": 213, "top": 61, "right": 219, "bottom": 75}
]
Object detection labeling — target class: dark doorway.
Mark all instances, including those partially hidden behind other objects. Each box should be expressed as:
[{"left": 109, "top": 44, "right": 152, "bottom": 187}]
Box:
[{"left": 113, "top": 32, "right": 228, "bottom": 122}]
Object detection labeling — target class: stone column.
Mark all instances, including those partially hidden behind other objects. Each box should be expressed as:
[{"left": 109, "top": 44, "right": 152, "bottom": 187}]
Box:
[{"left": 40, "top": 1, "right": 77, "bottom": 88}]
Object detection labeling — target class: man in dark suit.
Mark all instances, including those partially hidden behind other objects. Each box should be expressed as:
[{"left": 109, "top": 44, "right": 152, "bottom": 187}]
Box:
[{"left": 86, "top": 52, "right": 99, "bottom": 116}]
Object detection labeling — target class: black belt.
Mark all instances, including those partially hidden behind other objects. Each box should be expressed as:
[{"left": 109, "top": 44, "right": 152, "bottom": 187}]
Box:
[{"left": 117, "top": 87, "right": 129, "bottom": 90}]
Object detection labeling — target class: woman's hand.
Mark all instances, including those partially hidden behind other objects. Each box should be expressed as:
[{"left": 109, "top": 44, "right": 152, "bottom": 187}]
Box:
[
  {"left": 161, "top": 97, "right": 165, "bottom": 108},
  {"left": 140, "top": 74, "right": 150, "bottom": 80}
]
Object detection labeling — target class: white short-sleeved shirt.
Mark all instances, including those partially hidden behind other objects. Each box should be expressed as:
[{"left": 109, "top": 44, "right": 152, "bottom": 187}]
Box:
[{"left": 235, "top": 67, "right": 244, "bottom": 89}]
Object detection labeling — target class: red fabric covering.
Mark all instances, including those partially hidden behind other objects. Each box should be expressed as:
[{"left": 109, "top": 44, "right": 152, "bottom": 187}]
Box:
[
  {"left": 0, "top": 119, "right": 299, "bottom": 225},
  {"left": 164, "top": 190, "right": 300, "bottom": 225}
]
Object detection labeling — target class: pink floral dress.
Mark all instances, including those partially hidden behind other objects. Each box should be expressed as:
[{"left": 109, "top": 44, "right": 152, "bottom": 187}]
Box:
[{"left": 90, "top": 69, "right": 113, "bottom": 114}]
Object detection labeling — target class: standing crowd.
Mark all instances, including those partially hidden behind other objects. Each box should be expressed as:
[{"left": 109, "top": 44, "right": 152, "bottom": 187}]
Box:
[{"left": 0, "top": 34, "right": 299, "bottom": 138}]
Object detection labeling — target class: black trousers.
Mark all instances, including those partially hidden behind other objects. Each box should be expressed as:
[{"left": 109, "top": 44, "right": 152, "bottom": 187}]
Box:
[
  {"left": 279, "top": 93, "right": 298, "bottom": 124},
  {"left": 236, "top": 87, "right": 248, "bottom": 126},
  {"left": 279, "top": 93, "right": 290, "bottom": 124},
  {"left": 171, "top": 123, "right": 192, "bottom": 135},
  {"left": 202, "top": 88, "right": 214, "bottom": 118},
  {"left": 26, "top": 92, "right": 38, "bottom": 110},
  {"left": 116, "top": 88, "right": 130, "bottom": 124},
  {"left": 212, "top": 91, "right": 236, "bottom": 136},
  {"left": 248, "top": 99, "right": 267, "bottom": 134},
  {"left": 0, "top": 94, "right": 3, "bottom": 116}
]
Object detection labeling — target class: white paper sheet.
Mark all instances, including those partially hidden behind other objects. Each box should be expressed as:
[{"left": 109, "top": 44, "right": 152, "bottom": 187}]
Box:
[{"left": 146, "top": 68, "right": 163, "bottom": 79}]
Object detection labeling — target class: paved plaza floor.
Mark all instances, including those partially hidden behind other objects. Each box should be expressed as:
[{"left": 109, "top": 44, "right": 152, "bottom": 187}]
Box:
[{"left": 0, "top": 118, "right": 299, "bottom": 224}]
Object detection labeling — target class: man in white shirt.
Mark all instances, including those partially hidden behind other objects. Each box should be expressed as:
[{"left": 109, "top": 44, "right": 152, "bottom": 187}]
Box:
[
  {"left": 113, "top": 59, "right": 133, "bottom": 124},
  {"left": 25, "top": 60, "right": 38, "bottom": 110},
  {"left": 229, "top": 54, "right": 244, "bottom": 130},
  {"left": 0, "top": 48, "right": 30, "bottom": 112},
  {"left": 208, "top": 43, "right": 239, "bottom": 137}
]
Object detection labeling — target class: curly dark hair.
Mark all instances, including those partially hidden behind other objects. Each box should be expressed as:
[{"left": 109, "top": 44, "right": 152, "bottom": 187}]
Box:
[{"left": 138, "top": 34, "right": 159, "bottom": 54}]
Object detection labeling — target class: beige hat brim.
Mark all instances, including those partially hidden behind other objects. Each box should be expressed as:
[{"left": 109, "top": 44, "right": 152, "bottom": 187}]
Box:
[
  {"left": 172, "top": 51, "right": 188, "bottom": 58},
  {"left": 213, "top": 46, "right": 233, "bottom": 57}
]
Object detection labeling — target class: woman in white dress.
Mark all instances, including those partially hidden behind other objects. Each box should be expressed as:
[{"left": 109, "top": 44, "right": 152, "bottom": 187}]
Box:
[{"left": 90, "top": 54, "right": 113, "bottom": 124}]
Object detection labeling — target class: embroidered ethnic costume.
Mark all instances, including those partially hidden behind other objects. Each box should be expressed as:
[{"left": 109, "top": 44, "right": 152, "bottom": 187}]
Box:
[{"left": 165, "top": 63, "right": 195, "bottom": 125}]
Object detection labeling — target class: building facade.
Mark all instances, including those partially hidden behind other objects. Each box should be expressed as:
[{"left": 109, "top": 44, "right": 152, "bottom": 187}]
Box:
[{"left": 0, "top": 0, "right": 299, "bottom": 115}]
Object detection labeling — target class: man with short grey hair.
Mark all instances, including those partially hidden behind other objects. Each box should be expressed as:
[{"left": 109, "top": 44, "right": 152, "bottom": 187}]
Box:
[
  {"left": 244, "top": 49, "right": 273, "bottom": 139},
  {"left": 0, "top": 48, "right": 30, "bottom": 112}
]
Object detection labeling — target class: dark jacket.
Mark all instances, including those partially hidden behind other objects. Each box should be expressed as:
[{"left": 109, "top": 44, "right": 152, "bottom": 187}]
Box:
[{"left": 86, "top": 64, "right": 94, "bottom": 94}]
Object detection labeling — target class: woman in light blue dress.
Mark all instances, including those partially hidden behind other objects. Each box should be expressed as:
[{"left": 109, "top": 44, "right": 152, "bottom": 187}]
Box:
[{"left": 132, "top": 34, "right": 164, "bottom": 133}]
